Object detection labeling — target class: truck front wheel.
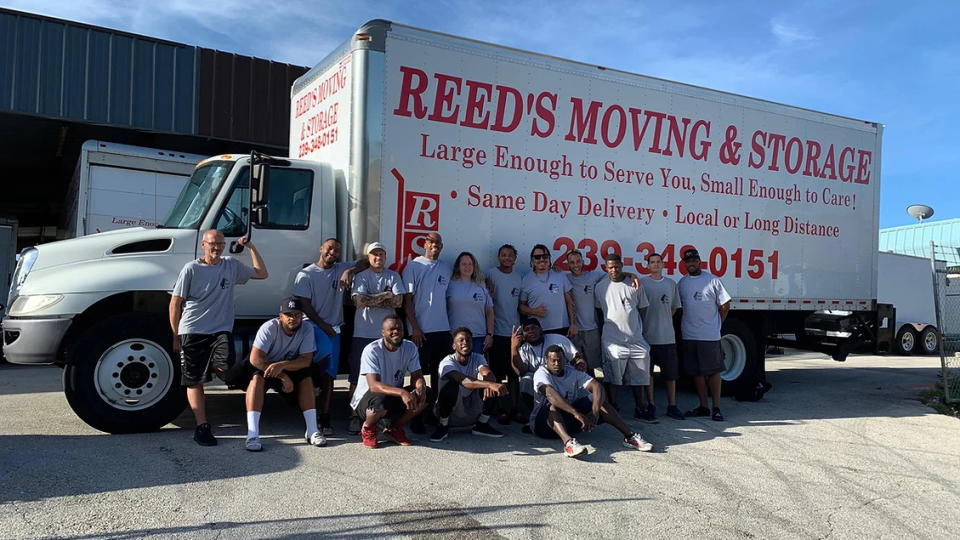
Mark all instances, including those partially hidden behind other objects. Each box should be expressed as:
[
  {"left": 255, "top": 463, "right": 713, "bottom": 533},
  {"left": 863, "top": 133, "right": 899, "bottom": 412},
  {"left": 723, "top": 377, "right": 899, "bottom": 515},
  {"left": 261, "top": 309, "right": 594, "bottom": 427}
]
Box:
[
  {"left": 719, "top": 318, "right": 762, "bottom": 396},
  {"left": 63, "top": 312, "right": 186, "bottom": 433}
]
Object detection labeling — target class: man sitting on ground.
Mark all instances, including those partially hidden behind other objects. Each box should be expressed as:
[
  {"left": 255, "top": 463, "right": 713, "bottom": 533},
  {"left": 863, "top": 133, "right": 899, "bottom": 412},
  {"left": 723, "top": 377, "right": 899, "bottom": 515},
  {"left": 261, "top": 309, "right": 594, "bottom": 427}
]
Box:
[
  {"left": 531, "top": 345, "right": 654, "bottom": 458},
  {"left": 350, "top": 314, "right": 428, "bottom": 448},
  {"left": 243, "top": 297, "right": 324, "bottom": 452},
  {"left": 511, "top": 318, "right": 584, "bottom": 422},
  {"left": 430, "top": 327, "right": 509, "bottom": 442}
]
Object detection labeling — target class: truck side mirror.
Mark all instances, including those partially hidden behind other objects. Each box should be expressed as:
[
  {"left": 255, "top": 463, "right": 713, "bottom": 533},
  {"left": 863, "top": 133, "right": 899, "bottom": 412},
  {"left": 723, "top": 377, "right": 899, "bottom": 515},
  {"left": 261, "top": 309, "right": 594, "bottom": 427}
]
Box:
[
  {"left": 252, "top": 206, "right": 269, "bottom": 226},
  {"left": 251, "top": 163, "right": 269, "bottom": 205}
]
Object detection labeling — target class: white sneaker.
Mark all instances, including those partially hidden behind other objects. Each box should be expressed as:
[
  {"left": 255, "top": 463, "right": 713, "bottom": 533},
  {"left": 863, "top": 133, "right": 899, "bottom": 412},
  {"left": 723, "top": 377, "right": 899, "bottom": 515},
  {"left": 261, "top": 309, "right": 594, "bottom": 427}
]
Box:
[
  {"left": 564, "top": 438, "right": 588, "bottom": 458},
  {"left": 624, "top": 433, "right": 653, "bottom": 452},
  {"left": 245, "top": 437, "right": 262, "bottom": 452},
  {"left": 307, "top": 432, "right": 327, "bottom": 447}
]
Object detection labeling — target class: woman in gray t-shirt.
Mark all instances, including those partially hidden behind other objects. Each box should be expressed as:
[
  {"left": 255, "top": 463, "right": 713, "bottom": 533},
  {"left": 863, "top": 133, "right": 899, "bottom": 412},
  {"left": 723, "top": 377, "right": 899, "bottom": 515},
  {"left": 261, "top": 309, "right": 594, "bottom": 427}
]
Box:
[{"left": 446, "top": 252, "right": 494, "bottom": 353}]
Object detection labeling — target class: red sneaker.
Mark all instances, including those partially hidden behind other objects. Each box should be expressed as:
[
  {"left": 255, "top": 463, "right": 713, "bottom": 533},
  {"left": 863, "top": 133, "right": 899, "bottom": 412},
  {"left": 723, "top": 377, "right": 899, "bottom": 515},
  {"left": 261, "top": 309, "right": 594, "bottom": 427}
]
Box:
[
  {"left": 361, "top": 425, "right": 378, "bottom": 449},
  {"left": 383, "top": 426, "right": 412, "bottom": 446}
]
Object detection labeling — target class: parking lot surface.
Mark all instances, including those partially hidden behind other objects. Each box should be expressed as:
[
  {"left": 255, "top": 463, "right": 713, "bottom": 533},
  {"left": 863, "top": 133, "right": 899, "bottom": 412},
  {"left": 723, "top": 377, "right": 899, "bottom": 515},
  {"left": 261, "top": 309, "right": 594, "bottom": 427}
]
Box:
[{"left": 1, "top": 351, "right": 958, "bottom": 539}]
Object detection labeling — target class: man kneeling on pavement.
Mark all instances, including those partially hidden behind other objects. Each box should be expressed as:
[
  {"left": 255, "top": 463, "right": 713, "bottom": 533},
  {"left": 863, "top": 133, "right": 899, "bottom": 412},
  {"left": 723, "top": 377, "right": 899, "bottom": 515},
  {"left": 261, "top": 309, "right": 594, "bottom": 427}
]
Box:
[
  {"left": 350, "top": 314, "right": 429, "bottom": 448},
  {"left": 430, "top": 327, "right": 509, "bottom": 442},
  {"left": 532, "top": 345, "right": 654, "bottom": 458},
  {"left": 243, "top": 297, "right": 325, "bottom": 452}
]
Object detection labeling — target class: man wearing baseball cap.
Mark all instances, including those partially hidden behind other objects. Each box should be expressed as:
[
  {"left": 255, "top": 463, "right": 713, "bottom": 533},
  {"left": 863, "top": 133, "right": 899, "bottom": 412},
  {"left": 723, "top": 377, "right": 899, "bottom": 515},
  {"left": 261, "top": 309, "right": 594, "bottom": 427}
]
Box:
[
  {"left": 348, "top": 241, "right": 405, "bottom": 434},
  {"left": 677, "top": 248, "right": 732, "bottom": 421},
  {"left": 241, "top": 296, "right": 324, "bottom": 451}
]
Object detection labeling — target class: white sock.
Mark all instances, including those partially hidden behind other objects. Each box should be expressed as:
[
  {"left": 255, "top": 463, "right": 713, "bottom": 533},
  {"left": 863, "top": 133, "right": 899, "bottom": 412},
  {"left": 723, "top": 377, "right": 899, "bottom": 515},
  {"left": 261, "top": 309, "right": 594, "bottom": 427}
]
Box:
[
  {"left": 246, "top": 411, "right": 261, "bottom": 439},
  {"left": 477, "top": 414, "right": 490, "bottom": 424},
  {"left": 303, "top": 409, "right": 318, "bottom": 438},
  {"left": 439, "top": 417, "right": 449, "bottom": 426}
]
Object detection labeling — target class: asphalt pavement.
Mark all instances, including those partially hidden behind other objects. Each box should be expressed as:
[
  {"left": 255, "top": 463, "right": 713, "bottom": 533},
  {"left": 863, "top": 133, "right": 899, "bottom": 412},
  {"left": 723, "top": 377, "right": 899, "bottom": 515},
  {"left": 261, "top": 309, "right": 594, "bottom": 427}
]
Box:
[{"left": 1, "top": 351, "right": 958, "bottom": 539}]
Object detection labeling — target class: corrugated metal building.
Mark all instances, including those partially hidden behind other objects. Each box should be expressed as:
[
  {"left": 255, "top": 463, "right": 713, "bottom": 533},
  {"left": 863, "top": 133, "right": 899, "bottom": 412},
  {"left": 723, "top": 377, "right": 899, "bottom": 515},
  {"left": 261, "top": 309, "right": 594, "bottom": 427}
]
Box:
[
  {"left": 0, "top": 8, "right": 308, "bottom": 236},
  {"left": 879, "top": 219, "right": 960, "bottom": 267}
]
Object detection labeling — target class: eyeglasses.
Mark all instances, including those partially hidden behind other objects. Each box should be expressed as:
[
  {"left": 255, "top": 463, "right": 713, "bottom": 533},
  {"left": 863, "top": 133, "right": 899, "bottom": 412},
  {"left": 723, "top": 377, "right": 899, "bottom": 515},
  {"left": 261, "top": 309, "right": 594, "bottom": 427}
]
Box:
[{"left": 532, "top": 254, "right": 550, "bottom": 260}]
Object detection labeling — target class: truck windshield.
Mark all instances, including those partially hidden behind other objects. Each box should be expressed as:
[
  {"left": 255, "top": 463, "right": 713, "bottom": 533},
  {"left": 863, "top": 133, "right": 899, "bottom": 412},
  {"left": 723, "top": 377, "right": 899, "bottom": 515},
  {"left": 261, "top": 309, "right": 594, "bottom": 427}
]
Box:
[{"left": 160, "top": 161, "right": 235, "bottom": 229}]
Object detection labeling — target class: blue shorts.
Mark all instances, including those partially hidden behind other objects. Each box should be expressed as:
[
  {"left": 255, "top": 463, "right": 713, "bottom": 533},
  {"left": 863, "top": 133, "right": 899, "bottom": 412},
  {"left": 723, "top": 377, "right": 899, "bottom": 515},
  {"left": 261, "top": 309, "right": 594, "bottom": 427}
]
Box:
[{"left": 312, "top": 325, "right": 340, "bottom": 378}]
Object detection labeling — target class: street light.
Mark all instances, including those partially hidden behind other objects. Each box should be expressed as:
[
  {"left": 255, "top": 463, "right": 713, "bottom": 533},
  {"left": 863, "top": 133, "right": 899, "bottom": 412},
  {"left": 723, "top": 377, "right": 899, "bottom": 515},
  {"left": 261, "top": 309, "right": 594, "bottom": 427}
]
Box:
[{"left": 907, "top": 204, "right": 934, "bottom": 223}]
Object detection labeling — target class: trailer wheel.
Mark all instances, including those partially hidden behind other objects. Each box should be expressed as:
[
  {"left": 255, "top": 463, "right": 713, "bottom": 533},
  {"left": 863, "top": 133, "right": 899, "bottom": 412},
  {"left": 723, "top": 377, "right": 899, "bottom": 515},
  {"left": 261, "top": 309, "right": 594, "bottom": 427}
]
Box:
[
  {"left": 719, "top": 318, "right": 761, "bottom": 396},
  {"left": 64, "top": 312, "right": 186, "bottom": 433},
  {"left": 894, "top": 326, "right": 917, "bottom": 355},
  {"left": 919, "top": 326, "right": 939, "bottom": 355}
]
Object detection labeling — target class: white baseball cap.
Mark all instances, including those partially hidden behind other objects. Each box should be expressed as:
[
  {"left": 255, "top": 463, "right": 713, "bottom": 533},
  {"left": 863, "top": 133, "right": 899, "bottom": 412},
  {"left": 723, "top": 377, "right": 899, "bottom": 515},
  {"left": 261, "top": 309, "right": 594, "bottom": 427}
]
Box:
[{"left": 365, "top": 241, "right": 386, "bottom": 254}]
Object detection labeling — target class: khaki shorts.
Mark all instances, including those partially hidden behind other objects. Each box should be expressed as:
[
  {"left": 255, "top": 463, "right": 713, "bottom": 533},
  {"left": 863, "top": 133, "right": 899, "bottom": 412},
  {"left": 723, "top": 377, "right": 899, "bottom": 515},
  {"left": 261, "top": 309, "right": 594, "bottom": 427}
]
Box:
[{"left": 601, "top": 340, "right": 650, "bottom": 386}]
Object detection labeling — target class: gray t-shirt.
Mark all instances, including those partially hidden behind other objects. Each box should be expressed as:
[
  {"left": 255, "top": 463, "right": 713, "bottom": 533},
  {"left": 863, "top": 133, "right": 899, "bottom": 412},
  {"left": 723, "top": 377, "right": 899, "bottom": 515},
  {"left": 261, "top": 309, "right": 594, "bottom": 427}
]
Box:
[
  {"left": 520, "top": 270, "right": 572, "bottom": 331},
  {"left": 446, "top": 279, "right": 493, "bottom": 337},
  {"left": 351, "top": 268, "right": 405, "bottom": 338},
  {"left": 566, "top": 270, "right": 605, "bottom": 331},
  {"left": 678, "top": 272, "right": 732, "bottom": 341},
  {"left": 486, "top": 267, "right": 522, "bottom": 336},
  {"left": 595, "top": 277, "right": 649, "bottom": 345},
  {"left": 530, "top": 366, "right": 594, "bottom": 426},
  {"left": 292, "top": 261, "right": 355, "bottom": 327},
  {"left": 252, "top": 318, "right": 317, "bottom": 364},
  {"left": 438, "top": 352, "right": 488, "bottom": 397},
  {"left": 402, "top": 256, "right": 453, "bottom": 333},
  {"left": 518, "top": 333, "right": 579, "bottom": 374},
  {"left": 640, "top": 276, "right": 681, "bottom": 345},
  {"left": 350, "top": 339, "right": 421, "bottom": 409},
  {"left": 173, "top": 256, "right": 254, "bottom": 335}
]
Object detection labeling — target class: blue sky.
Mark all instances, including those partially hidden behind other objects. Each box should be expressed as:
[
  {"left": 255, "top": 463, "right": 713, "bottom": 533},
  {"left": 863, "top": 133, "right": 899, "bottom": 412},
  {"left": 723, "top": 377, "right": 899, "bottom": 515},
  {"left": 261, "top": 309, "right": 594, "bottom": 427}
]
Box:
[{"left": 7, "top": 0, "right": 957, "bottom": 229}]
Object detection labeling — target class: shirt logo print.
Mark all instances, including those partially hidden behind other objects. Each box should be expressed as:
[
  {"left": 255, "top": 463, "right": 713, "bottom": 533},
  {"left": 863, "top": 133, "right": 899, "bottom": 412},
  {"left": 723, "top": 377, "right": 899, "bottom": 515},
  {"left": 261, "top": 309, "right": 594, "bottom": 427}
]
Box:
[
  {"left": 548, "top": 284, "right": 559, "bottom": 293},
  {"left": 694, "top": 291, "right": 705, "bottom": 301},
  {"left": 511, "top": 287, "right": 520, "bottom": 297},
  {"left": 473, "top": 292, "right": 483, "bottom": 302},
  {"left": 660, "top": 294, "right": 670, "bottom": 305}
]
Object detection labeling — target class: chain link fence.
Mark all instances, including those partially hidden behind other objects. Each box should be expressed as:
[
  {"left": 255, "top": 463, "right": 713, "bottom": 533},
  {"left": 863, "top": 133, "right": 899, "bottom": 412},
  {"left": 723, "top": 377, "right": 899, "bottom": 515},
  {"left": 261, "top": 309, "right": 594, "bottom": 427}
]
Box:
[{"left": 930, "top": 242, "right": 960, "bottom": 403}]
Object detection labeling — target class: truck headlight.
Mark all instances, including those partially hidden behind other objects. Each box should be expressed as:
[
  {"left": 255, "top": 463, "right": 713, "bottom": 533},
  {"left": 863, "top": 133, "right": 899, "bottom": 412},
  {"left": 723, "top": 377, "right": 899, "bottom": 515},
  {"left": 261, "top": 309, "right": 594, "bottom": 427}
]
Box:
[{"left": 9, "top": 294, "right": 64, "bottom": 316}]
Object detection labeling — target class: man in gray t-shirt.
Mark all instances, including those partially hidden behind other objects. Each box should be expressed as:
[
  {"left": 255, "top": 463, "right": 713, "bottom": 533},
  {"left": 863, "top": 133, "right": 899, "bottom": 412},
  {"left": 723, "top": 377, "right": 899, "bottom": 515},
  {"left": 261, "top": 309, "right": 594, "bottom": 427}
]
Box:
[
  {"left": 564, "top": 250, "right": 605, "bottom": 374},
  {"left": 639, "top": 252, "right": 684, "bottom": 421},
  {"left": 402, "top": 232, "right": 453, "bottom": 406},
  {"left": 242, "top": 297, "right": 324, "bottom": 452},
  {"left": 169, "top": 229, "right": 267, "bottom": 446},
  {"left": 485, "top": 244, "right": 524, "bottom": 423},
  {"left": 594, "top": 253, "right": 650, "bottom": 417},
  {"left": 678, "top": 248, "right": 732, "bottom": 422},
  {"left": 292, "top": 237, "right": 363, "bottom": 436}
]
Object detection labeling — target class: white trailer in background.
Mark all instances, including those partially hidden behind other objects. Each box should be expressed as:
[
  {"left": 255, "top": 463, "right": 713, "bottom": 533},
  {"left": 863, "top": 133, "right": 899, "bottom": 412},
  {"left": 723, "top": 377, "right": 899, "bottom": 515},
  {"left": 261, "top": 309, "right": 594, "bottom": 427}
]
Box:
[
  {"left": 877, "top": 251, "right": 941, "bottom": 354},
  {"left": 65, "top": 141, "right": 206, "bottom": 238}
]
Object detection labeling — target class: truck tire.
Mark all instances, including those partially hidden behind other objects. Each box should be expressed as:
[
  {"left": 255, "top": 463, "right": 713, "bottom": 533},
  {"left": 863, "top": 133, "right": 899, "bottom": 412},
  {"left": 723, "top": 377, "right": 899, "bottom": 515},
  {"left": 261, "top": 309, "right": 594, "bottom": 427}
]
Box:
[
  {"left": 894, "top": 326, "right": 917, "bottom": 355},
  {"left": 919, "top": 326, "right": 939, "bottom": 355},
  {"left": 63, "top": 312, "right": 186, "bottom": 434},
  {"left": 719, "top": 318, "right": 761, "bottom": 397}
]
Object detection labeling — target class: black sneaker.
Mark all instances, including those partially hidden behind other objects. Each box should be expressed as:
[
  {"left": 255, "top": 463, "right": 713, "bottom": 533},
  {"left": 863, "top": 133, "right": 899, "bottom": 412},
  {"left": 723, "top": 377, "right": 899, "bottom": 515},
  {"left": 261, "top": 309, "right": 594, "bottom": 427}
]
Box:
[
  {"left": 685, "top": 406, "right": 711, "bottom": 417},
  {"left": 429, "top": 424, "right": 449, "bottom": 442},
  {"left": 193, "top": 423, "right": 217, "bottom": 446},
  {"left": 666, "top": 405, "right": 686, "bottom": 420},
  {"left": 634, "top": 404, "right": 658, "bottom": 423},
  {"left": 471, "top": 422, "right": 504, "bottom": 438},
  {"left": 711, "top": 408, "right": 724, "bottom": 422}
]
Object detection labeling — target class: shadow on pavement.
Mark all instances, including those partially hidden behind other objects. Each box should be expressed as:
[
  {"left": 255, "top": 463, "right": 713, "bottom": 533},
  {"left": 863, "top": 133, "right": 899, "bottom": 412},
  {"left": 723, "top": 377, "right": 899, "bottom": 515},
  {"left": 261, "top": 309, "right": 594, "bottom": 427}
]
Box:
[{"left": 47, "top": 497, "right": 646, "bottom": 539}]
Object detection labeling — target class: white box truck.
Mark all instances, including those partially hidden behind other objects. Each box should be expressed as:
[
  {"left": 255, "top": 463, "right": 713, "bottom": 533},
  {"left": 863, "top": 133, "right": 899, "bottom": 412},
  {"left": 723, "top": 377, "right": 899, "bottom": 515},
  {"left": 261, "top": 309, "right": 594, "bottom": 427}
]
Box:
[
  {"left": 3, "top": 20, "right": 884, "bottom": 433},
  {"left": 877, "top": 251, "right": 941, "bottom": 355},
  {"left": 65, "top": 141, "right": 207, "bottom": 238}
]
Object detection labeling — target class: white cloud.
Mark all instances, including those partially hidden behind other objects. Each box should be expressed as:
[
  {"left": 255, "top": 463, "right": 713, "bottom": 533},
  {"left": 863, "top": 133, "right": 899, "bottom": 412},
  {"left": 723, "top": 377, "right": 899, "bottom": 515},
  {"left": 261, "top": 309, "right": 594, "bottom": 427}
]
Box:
[{"left": 770, "top": 19, "right": 814, "bottom": 45}]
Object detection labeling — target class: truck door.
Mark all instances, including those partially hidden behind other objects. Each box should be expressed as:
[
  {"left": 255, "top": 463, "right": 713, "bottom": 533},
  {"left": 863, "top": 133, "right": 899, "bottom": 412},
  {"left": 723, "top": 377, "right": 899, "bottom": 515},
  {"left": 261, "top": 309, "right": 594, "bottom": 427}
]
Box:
[{"left": 211, "top": 165, "right": 321, "bottom": 318}]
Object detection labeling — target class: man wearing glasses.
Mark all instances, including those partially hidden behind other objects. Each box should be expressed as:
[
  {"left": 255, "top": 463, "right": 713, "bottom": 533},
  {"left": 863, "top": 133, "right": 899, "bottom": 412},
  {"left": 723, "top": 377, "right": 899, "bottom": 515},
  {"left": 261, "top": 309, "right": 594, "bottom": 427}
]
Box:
[
  {"left": 519, "top": 244, "right": 576, "bottom": 336},
  {"left": 169, "top": 229, "right": 268, "bottom": 446}
]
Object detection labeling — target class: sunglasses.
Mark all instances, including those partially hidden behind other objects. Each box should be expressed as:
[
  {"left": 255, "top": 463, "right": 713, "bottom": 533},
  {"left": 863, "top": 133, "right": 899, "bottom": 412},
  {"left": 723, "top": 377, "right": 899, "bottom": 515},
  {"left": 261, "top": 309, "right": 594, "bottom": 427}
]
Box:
[{"left": 532, "top": 253, "right": 550, "bottom": 260}]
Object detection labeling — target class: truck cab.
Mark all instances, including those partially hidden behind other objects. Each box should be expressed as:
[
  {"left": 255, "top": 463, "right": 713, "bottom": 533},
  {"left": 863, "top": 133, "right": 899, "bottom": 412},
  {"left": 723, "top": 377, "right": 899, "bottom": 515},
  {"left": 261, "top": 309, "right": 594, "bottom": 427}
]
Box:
[{"left": 2, "top": 153, "right": 335, "bottom": 433}]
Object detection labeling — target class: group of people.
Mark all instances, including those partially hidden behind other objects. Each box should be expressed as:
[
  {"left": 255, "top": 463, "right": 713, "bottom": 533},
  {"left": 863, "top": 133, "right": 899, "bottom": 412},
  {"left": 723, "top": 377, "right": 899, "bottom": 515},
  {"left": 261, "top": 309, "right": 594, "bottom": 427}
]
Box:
[{"left": 169, "top": 229, "right": 731, "bottom": 459}]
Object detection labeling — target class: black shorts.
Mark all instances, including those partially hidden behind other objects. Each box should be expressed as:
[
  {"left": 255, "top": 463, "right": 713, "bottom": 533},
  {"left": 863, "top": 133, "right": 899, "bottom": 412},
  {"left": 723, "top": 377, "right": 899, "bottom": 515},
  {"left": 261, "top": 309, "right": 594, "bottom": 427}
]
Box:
[
  {"left": 488, "top": 335, "right": 514, "bottom": 381},
  {"left": 650, "top": 343, "right": 680, "bottom": 381},
  {"left": 352, "top": 384, "right": 419, "bottom": 421},
  {"left": 180, "top": 332, "right": 234, "bottom": 386},
  {"left": 240, "top": 362, "right": 312, "bottom": 393},
  {"left": 682, "top": 340, "right": 725, "bottom": 376},
  {"left": 533, "top": 397, "right": 602, "bottom": 439},
  {"left": 419, "top": 331, "right": 452, "bottom": 376}
]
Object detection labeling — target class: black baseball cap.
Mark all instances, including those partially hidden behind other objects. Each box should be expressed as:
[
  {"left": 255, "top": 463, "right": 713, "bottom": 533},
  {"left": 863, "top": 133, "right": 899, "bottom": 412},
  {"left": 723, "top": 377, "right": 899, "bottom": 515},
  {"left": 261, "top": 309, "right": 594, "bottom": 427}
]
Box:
[
  {"left": 521, "top": 317, "right": 542, "bottom": 328},
  {"left": 682, "top": 248, "right": 700, "bottom": 261},
  {"left": 280, "top": 296, "right": 304, "bottom": 313}
]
